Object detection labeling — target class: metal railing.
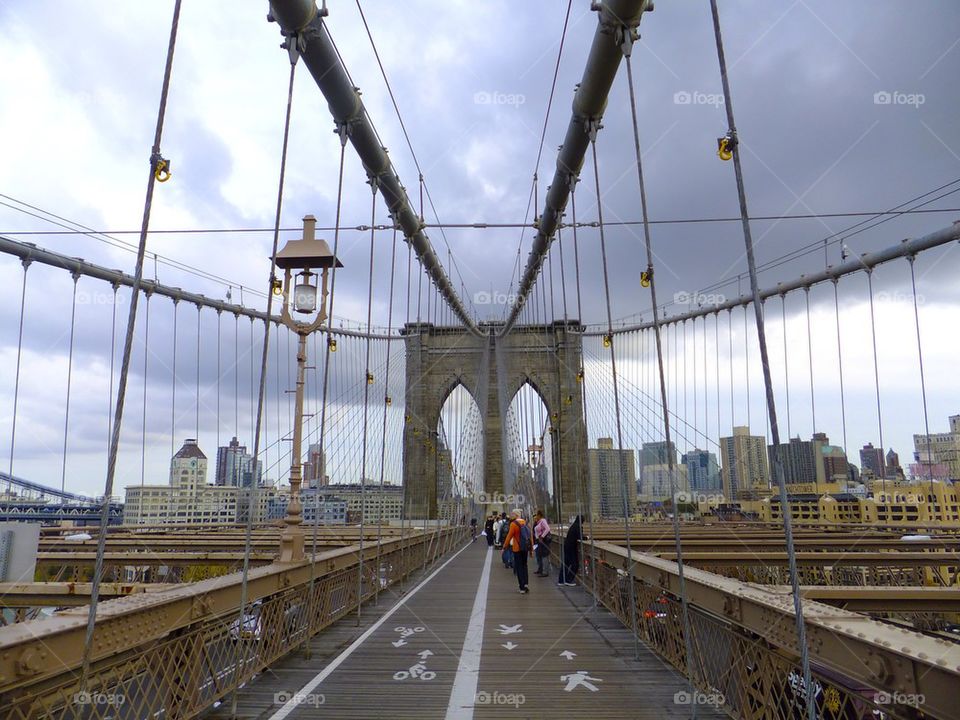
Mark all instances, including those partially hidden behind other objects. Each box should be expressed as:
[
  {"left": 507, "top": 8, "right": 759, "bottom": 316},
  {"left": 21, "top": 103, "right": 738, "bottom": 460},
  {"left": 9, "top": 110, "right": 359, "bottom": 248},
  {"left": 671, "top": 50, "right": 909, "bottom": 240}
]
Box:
[
  {"left": 0, "top": 528, "right": 465, "bottom": 720},
  {"left": 560, "top": 539, "right": 960, "bottom": 720}
]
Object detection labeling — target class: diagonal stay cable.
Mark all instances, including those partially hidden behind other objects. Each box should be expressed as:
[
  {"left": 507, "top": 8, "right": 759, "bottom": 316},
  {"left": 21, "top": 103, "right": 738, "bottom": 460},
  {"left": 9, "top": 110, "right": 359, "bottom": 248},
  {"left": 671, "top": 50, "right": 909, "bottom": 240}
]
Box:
[{"left": 79, "top": 0, "right": 183, "bottom": 693}]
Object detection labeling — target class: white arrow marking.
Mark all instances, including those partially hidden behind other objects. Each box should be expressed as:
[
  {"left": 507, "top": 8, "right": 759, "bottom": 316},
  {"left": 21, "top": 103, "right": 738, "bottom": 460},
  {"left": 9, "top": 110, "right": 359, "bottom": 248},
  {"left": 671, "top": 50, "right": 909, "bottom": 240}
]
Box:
[
  {"left": 496, "top": 624, "right": 523, "bottom": 635},
  {"left": 502, "top": 641, "right": 518, "bottom": 650},
  {"left": 392, "top": 639, "right": 407, "bottom": 647},
  {"left": 560, "top": 650, "right": 576, "bottom": 660},
  {"left": 418, "top": 650, "right": 434, "bottom": 660}
]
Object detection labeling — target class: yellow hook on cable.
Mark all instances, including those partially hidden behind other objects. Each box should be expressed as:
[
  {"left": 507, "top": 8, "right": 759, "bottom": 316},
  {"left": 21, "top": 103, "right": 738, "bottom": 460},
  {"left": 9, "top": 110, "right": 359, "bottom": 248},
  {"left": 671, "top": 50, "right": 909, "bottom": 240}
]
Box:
[
  {"left": 155, "top": 158, "right": 172, "bottom": 182},
  {"left": 717, "top": 136, "right": 733, "bottom": 162}
]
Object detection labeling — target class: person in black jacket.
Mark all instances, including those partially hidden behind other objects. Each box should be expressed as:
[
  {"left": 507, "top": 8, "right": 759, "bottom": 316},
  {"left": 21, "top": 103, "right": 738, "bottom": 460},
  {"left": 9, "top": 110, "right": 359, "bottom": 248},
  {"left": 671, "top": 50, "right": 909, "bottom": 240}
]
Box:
[
  {"left": 484, "top": 515, "right": 495, "bottom": 547},
  {"left": 557, "top": 515, "right": 582, "bottom": 586}
]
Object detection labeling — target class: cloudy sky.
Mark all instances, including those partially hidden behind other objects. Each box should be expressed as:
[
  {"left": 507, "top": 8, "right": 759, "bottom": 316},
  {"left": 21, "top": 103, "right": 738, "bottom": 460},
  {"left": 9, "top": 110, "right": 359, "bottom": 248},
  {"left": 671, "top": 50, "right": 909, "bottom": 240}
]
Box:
[{"left": 0, "top": 1, "right": 958, "bottom": 499}]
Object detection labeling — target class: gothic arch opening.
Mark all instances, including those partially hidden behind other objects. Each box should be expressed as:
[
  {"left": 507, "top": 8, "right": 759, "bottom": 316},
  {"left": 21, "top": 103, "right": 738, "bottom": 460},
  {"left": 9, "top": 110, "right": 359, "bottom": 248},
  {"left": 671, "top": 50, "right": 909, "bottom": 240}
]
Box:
[
  {"left": 504, "top": 381, "right": 553, "bottom": 515},
  {"left": 436, "top": 382, "right": 483, "bottom": 520}
]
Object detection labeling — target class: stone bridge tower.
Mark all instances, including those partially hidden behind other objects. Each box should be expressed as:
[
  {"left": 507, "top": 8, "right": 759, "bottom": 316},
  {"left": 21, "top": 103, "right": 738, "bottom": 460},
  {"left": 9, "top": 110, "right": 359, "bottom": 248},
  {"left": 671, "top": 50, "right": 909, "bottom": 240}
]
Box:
[{"left": 402, "top": 320, "right": 587, "bottom": 520}]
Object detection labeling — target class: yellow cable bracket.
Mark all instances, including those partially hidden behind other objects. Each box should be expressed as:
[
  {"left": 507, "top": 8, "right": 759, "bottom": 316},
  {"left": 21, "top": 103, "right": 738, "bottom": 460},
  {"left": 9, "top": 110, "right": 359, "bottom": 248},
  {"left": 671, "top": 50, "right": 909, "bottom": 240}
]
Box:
[
  {"left": 716, "top": 132, "right": 736, "bottom": 162},
  {"left": 153, "top": 154, "right": 172, "bottom": 182}
]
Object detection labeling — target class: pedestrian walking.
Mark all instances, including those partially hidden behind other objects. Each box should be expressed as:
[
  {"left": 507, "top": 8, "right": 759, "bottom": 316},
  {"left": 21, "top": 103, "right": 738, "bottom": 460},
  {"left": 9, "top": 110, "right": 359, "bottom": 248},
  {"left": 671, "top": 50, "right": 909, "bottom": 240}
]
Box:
[
  {"left": 484, "top": 515, "right": 495, "bottom": 547},
  {"left": 532, "top": 510, "right": 553, "bottom": 576},
  {"left": 497, "top": 513, "right": 513, "bottom": 568},
  {"left": 503, "top": 508, "right": 532, "bottom": 593},
  {"left": 558, "top": 514, "right": 582, "bottom": 587}
]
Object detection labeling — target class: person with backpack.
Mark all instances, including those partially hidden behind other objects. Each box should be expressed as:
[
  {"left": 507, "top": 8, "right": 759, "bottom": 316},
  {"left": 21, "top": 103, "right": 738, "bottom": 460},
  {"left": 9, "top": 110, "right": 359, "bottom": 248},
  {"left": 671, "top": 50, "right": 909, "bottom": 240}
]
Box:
[
  {"left": 502, "top": 508, "right": 532, "bottom": 593},
  {"left": 532, "top": 510, "right": 552, "bottom": 577},
  {"left": 497, "top": 512, "right": 512, "bottom": 568}
]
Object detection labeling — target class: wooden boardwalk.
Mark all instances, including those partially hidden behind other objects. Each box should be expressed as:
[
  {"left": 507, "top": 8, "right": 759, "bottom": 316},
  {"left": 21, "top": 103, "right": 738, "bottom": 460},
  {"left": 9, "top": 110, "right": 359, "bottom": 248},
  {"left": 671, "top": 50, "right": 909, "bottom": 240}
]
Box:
[{"left": 205, "top": 540, "right": 723, "bottom": 719}]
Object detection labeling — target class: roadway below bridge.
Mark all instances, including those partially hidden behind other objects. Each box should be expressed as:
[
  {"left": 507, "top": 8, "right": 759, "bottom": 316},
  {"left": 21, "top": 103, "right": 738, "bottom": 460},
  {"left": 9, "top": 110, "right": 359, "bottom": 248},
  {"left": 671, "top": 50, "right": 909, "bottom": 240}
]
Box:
[{"left": 206, "top": 540, "right": 717, "bottom": 719}]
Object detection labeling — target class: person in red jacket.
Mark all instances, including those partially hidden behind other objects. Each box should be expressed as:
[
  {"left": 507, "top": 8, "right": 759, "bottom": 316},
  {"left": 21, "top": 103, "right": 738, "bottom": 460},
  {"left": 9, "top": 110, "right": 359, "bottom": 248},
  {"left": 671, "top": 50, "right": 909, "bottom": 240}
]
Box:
[{"left": 502, "top": 509, "right": 532, "bottom": 593}]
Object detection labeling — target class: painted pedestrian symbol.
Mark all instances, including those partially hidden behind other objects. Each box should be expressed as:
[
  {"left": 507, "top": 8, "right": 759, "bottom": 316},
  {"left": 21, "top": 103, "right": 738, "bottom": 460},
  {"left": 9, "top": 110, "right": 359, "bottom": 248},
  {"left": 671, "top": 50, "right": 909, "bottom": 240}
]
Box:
[
  {"left": 392, "top": 626, "right": 425, "bottom": 647},
  {"left": 561, "top": 670, "right": 603, "bottom": 692},
  {"left": 496, "top": 624, "right": 523, "bottom": 635},
  {"left": 393, "top": 661, "right": 436, "bottom": 681},
  {"left": 560, "top": 650, "right": 576, "bottom": 660}
]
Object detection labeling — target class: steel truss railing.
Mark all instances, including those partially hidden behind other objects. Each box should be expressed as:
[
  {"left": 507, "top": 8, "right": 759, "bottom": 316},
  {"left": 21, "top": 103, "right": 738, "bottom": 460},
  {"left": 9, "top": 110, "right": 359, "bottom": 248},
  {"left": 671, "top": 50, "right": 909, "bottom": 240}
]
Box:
[
  {"left": 0, "top": 528, "right": 464, "bottom": 720},
  {"left": 570, "top": 540, "right": 960, "bottom": 720},
  {"left": 0, "top": 236, "right": 399, "bottom": 341},
  {"left": 581, "top": 220, "right": 960, "bottom": 336}
]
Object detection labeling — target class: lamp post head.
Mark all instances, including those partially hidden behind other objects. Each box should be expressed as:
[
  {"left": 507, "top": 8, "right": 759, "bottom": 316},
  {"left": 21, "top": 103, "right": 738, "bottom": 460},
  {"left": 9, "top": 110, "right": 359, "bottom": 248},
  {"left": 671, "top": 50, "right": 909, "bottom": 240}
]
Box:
[
  {"left": 273, "top": 215, "right": 343, "bottom": 271},
  {"left": 273, "top": 215, "right": 343, "bottom": 322}
]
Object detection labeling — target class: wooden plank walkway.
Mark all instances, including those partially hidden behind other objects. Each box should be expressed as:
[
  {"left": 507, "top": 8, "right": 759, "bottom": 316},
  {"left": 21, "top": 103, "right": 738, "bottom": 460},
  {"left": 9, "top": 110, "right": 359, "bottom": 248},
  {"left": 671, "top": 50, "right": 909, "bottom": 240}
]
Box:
[{"left": 205, "top": 540, "right": 724, "bottom": 719}]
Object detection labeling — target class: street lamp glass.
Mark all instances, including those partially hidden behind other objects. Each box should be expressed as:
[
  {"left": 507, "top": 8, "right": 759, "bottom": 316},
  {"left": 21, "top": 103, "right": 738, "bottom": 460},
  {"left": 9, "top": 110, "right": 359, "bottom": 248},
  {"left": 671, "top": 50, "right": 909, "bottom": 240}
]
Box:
[{"left": 294, "top": 273, "right": 317, "bottom": 314}]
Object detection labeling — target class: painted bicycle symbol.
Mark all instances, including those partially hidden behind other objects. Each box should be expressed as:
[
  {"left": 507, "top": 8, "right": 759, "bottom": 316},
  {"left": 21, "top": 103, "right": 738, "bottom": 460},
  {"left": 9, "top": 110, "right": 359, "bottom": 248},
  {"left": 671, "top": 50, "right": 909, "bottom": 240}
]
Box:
[{"left": 393, "top": 661, "right": 436, "bottom": 681}]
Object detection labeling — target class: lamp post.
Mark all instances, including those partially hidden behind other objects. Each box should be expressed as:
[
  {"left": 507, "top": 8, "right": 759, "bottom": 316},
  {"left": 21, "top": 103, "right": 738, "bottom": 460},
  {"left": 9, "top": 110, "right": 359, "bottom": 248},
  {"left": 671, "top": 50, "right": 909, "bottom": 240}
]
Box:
[{"left": 272, "top": 215, "right": 342, "bottom": 562}]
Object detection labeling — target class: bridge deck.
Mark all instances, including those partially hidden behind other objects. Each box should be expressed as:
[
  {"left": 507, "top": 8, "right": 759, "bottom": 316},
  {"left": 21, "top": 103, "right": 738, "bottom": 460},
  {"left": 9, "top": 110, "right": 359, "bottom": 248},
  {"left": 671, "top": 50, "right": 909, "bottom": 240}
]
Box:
[{"left": 207, "top": 540, "right": 719, "bottom": 719}]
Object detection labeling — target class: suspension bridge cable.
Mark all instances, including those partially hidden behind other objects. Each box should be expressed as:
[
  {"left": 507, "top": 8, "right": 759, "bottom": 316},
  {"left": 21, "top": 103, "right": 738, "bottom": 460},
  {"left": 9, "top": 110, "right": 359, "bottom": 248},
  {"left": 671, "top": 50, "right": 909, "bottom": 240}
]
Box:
[
  {"left": 61, "top": 274, "right": 80, "bottom": 496},
  {"left": 353, "top": 0, "right": 474, "bottom": 317},
  {"left": 229, "top": 48, "right": 298, "bottom": 716},
  {"left": 587, "top": 132, "right": 640, "bottom": 658},
  {"left": 832, "top": 279, "right": 850, "bottom": 467},
  {"left": 709, "top": 2, "right": 815, "bottom": 716},
  {"left": 0, "top": 194, "right": 269, "bottom": 300},
  {"left": 79, "top": 0, "right": 183, "bottom": 693},
  {"left": 356, "top": 183, "right": 379, "bottom": 623},
  {"left": 305, "top": 133, "right": 348, "bottom": 638},
  {"left": 866, "top": 271, "right": 886, "bottom": 496},
  {"left": 6, "top": 260, "right": 30, "bottom": 493},
  {"left": 374, "top": 228, "right": 398, "bottom": 604},
  {"left": 139, "top": 290, "right": 150, "bottom": 491},
  {"left": 568, "top": 183, "right": 599, "bottom": 605},
  {"left": 909, "top": 257, "right": 935, "bottom": 501},
  {"left": 6, "top": 202, "right": 959, "bottom": 239}
]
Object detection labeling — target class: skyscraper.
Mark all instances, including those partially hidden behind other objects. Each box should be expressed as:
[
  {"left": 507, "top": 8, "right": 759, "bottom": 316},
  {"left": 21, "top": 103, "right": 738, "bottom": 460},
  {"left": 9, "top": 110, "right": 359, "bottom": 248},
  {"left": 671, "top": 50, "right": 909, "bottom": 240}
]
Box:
[
  {"left": 720, "top": 427, "right": 769, "bottom": 500},
  {"left": 683, "top": 449, "right": 720, "bottom": 493},
  {"left": 640, "top": 441, "right": 678, "bottom": 468},
  {"left": 304, "top": 443, "right": 327, "bottom": 487},
  {"left": 589, "top": 437, "right": 637, "bottom": 518},
  {"left": 769, "top": 437, "right": 825, "bottom": 487},
  {"left": 215, "top": 437, "right": 262, "bottom": 488},
  {"left": 859, "top": 443, "right": 886, "bottom": 478}
]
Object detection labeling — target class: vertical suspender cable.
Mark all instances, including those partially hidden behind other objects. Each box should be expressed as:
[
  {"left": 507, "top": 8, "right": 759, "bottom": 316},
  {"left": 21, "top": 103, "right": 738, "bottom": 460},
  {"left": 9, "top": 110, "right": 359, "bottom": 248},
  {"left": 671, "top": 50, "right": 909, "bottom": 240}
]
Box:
[
  {"left": 216, "top": 309, "right": 222, "bottom": 451},
  {"left": 229, "top": 49, "right": 298, "bottom": 715},
  {"left": 588, "top": 133, "right": 640, "bottom": 659},
  {"left": 805, "top": 288, "right": 816, "bottom": 438},
  {"left": 306, "top": 135, "right": 347, "bottom": 641},
  {"left": 7, "top": 259, "right": 30, "bottom": 493},
  {"left": 623, "top": 46, "right": 697, "bottom": 693},
  {"left": 781, "top": 295, "right": 791, "bottom": 439},
  {"left": 709, "top": 3, "right": 815, "bottom": 716},
  {"left": 568, "top": 184, "right": 598, "bottom": 604},
  {"left": 908, "top": 257, "right": 935, "bottom": 500},
  {"left": 62, "top": 272, "right": 80, "bottom": 495},
  {"left": 108, "top": 283, "right": 119, "bottom": 463},
  {"left": 171, "top": 299, "right": 179, "bottom": 458},
  {"left": 400, "top": 240, "right": 412, "bottom": 587},
  {"left": 375, "top": 227, "right": 398, "bottom": 602},
  {"left": 866, "top": 271, "right": 886, "bottom": 495},
  {"left": 357, "top": 183, "right": 378, "bottom": 622},
  {"left": 195, "top": 304, "right": 202, "bottom": 439},
  {"left": 833, "top": 280, "right": 849, "bottom": 467},
  {"left": 140, "top": 290, "right": 151, "bottom": 490},
  {"left": 80, "top": 0, "right": 182, "bottom": 692}
]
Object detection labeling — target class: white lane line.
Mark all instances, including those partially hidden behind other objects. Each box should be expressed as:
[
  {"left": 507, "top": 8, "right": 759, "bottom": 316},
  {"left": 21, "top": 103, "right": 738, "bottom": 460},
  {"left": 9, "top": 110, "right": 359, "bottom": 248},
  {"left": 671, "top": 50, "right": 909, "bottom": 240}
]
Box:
[
  {"left": 267, "top": 541, "right": 475, "bottom": 720},
  {"left": 445, "top": 546, "right": 493, "bottom": 719}
]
